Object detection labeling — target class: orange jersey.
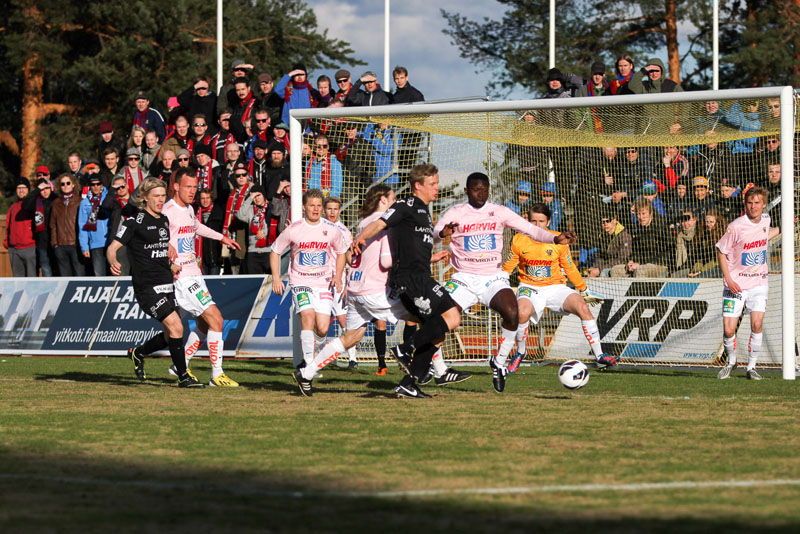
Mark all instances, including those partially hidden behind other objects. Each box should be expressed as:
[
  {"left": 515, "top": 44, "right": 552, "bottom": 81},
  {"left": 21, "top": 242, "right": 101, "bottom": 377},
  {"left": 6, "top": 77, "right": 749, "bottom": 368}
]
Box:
[{"left": 502, "top": 231, "right": 587, "bottom": 291}]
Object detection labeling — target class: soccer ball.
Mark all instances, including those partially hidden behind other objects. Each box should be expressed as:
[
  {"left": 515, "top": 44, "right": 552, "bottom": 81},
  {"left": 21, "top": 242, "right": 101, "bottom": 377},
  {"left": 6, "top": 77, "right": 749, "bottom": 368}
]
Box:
[{"left": 558, "top": 359, "right": 589, "bottom": 390}]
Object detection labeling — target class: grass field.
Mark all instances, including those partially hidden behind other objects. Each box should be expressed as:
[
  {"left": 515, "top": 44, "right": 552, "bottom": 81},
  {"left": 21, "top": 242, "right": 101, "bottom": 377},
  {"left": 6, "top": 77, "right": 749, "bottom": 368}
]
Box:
[{"left": 1, "top": 355, "right": 799, "bottom": 533}]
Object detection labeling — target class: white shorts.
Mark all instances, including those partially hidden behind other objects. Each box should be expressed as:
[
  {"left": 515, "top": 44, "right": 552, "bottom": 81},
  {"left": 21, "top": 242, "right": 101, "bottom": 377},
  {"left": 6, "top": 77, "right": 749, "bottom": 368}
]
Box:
[
  {"left": 174, "top": 276, "right": 215, "bottom": 317},
  {"left": 291, "top": 285, "right": 334, "bottom": 316},
  {"left": 332, "top": 285, "right": 348, "bottom": 317},
  {"left": 345, "top": 290, "right": 413, "bottom": 330},
  {"left": 443, "top": 271, "right": 511, "bottom": 310},
  {"left": 517, "top": 283, "right": 577, "bottom": 325},
  {"left": 722, "top": 285, "right": 768, "bottom": 318}
]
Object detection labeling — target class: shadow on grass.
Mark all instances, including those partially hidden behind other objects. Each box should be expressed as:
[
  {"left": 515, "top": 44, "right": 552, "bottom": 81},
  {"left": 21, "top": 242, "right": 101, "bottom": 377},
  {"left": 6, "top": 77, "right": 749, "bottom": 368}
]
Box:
[{"left": 0, "top": 452, "right": 793, "bottom": 534}]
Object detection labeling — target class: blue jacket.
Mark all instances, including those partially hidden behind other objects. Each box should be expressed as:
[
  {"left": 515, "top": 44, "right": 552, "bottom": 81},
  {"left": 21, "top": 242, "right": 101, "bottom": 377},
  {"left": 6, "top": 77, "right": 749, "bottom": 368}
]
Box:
[
  {"left": 723, "top": 102, "right": 761, "bottom": 154},
  {"left": 363, "top": 124, "right": 400, "bottom": 184},
  {"left": 306, "top": 156, "right": 343, "bottom": 198},
  {"left": 275, "top": 75, "right": 320, "bottom": 125},
  {"left": 78, "top": 188, "right": 110, "bottom": 252}
]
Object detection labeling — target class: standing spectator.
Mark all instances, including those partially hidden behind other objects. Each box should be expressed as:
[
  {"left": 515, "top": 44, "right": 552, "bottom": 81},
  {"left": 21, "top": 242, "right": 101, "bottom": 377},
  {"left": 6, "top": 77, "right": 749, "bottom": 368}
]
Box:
[
  {"left": 95, "top": 121, "right": 126, "bottom": 162},
  {"left": 690, "top": 176, "right": 716, "bottom": 220},
  {"left": 160, "top": 116, "right": 191, "bottom": 157},
  {"left": 672, "top": 209, "right": 699, "bottom": 276},
  {"left": 217, "top": 59, "right": 255, "bottom": 117},
  {"left": 505, "top": 181, "right": 532, "bottom": 218},
  {"left": 141, "top": 130, "right": 161, "bottom": 174},
  {"left": 66, "top": 153, "right": 84, "bottom": 185},
  {"left": 305, "top": 134, "right": 343, "bottom": 197},
  {"left": 609, "top": 54, "right": 635, "bottom": 95},
  {"left": 263, "top": 142, "right": 290, "bottom": 200},
  {"left": 275, "top": 63, "right": 320, "bottom": 125},
  {"left": 4, "top": 178, "right": 37, "bottom": 276},
  {"left": 99, "top": 147, "right": 121, "bottom": 189},
  {"left": 193, "top": 143, "right": 220, "bottom": 194},
  {"left": 539, "top": 182, "right": 563, "bottom": 231},
  {"left": 100, "top": 176, "right": 138, "bottom": 275},
  {"left": 176, "top": 77, "right": 216, "bottom": 135},
  {"left": 117, "top": 147, "right": 148, "bottom": 193},
  {"left": 626, "top": 58, "right": 683, "bottom": 135},
  {"left": 257, "top": 73, "right": 283, "bottom": 125},
  {"left": 22, "top": 178, "right": 56, "bottom": 276},
  {"left": 50, "top": 174, "right": 84, "bottom": 276},
  {"left": 392, "top": 66, "right": 424, "bottom": 103},
  {"left": 722, "top": 99, "right": 762, "bottom": 184},
  {"left": 217, "top": 143, "right": 246, "bottom": 204},
  {"left": 346, "top": 71, "right": 392, "bottom": 107},
  {"left": 187, "top": 114, "right": 212, "bottom": 156},
  {"left": 687, "top": 209, "right": 727, "bottom": 278},
  {"left": 610, "top": 198, "right": 670, "bottom": 277},
  {"left": 229, "top": 78, "right": 257, "bottom": 142},
  {"left": 78, "top": 177, "right": 109, "bottom": 276},
  {"left": 336, "top": 122, "right": 376, "bottom": 190},
  {"left": 210, "top": 110, "right": 238, "bottom": 164},
  {"left": 131, "top": 90, "right": 166, "bottom": 142},
  {"left": 317, "top": 75, "right": 334, "bottom": 107},
  {"left": 247, "top": 108, "right": 272, "bottom": 161},
  {"left": 364, "top": 123, "right": 399, "bottom": 184},
  {"left": 248, "top": 139, "right": 270, "bottom": 187},
  {"left": 333, "top": 69, "right": 353, "bottom": 104},
  {"left": 196, "top": 188, "right": 225, "bottom": 275},
  {"left": 588, "top": 209, "right": 632, "bottom": 278},
  {"left": 221, "top": 162, "right": 251, "bottom": 274},
  {"left": 235, "top": 184, "right": 274, "bottom": 274},
  {"left": 577, "top": 62, "right": 611, "bottom": 133}
]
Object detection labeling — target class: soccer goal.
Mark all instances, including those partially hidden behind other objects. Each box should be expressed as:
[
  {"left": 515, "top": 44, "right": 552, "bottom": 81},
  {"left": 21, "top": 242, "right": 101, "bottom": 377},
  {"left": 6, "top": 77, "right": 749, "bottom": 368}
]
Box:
[{"left": 289, "top": 87, "right": 797, "bottom": 380}]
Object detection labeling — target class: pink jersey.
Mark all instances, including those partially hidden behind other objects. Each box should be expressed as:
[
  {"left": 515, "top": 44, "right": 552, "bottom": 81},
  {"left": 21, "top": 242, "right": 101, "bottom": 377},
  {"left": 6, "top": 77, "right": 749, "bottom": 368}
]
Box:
[
  {"left": 271, "top": 217, "right": 346, "bottom": 288},
  {"left": 716, "top": 213, "right": 771, "bottom": 290},
  {"left": 163, "top": 199, "right": 223, "bottom": 278},
  {"left": 327, "top": 219, "right": 352, "bottom": 277},
  {"left": 433, "top": 201, "right": 555, "bottom": 275},
  {"left": 348, "top": 211, "right": 392, "bottom": 296}
]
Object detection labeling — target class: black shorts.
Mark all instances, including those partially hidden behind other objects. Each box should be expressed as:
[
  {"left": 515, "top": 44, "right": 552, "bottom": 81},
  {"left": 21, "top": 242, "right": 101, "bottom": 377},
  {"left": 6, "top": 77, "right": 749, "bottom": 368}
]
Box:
[
  {"left": 390, "top": 274, "right": 456, "bottom": 323},
  {"left": 135, "top": 284, "right": 178, "bottom": 323}
]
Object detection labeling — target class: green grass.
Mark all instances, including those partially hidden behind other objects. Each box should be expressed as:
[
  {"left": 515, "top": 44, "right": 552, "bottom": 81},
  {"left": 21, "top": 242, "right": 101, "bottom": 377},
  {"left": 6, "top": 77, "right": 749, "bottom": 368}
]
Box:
[{"left": 1, "top": 356, "right": 799, "bottom": 533}]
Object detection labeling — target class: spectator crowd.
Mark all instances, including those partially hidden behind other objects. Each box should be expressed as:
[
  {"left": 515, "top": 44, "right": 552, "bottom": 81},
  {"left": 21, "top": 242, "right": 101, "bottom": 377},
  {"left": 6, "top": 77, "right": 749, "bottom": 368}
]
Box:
[{"left": 4, "top": 54, "right": 791, "bottom": 280}]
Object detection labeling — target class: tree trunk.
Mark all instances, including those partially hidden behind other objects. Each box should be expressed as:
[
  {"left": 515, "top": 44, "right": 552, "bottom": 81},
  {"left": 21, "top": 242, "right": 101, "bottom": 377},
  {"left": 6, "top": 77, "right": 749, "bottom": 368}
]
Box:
[
  {"left": 20, "top": 53, "right": 45, "bottom": 181},
  {"left": 664, "top": 0, "right": 681, "bottom": 84}
]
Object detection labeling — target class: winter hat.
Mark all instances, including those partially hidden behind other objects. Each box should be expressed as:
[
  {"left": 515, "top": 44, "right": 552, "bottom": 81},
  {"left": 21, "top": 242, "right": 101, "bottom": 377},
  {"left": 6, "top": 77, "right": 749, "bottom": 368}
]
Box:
[
  {"left": 99, "top": 121, "right": 113, "bottom": 134},
  {"left": 546, "top": 68, "right": 563, "bottom": 83},
  {"left": 291, "top": 63, "right": 307, "bottom": 74},
  {"left": 642, "top": 180, "right": 658, "bottom": 194},
  {"left": 194, "top": 143, "right": 212, "bottom": 157},
  {"left": 252, "top": 139, "right": 268, "bottom": 150},
  {"left": 516, "top": 181, "right": 532, "bottom": 194},
  {"left": 591, "top": 62, "right": 606, "bottom": 75},
  {"left": 16, "top": 177, "right": 30, "bottom": 189}
]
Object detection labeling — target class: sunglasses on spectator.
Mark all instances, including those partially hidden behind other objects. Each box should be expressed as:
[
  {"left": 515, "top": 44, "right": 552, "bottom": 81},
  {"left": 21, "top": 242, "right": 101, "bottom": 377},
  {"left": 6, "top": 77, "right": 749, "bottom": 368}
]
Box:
[
  {"left": 193, "top": 123, "right": 207, "bottom": 127},
  {"left": 316, "top": 143, "right": 328, "bottom": 148},
  {"left": 113, "top": 185, "right": 126, "bottom": 191},
  {"left": 364, "top": 80, "right": 378, "bottom": 84},
  {"left": 767, "top": 139, "right": 779, "bottom": 144},
  {"left": 255, "top": 118, "right": 269, "bottom": 123},
  {"left": 337, "top": 79, "right": 348, "bottom": 84},
  {"left": 128, "top": 156, "right": 140, "bottom": 160},
  {"left": 60, "top": 181, "right": 73, "bottom": 187},
  {"left": 90, "top": 181, "right": 103, "bottom": 186},
  {"left": 601, "top": 218, "right": 612, "bottom": 223},
  {"left": 196, "top": 86, "right": 208, "bottom": 91},
  {"left": 220, "top": 117, "right": 231, "bottom": 122},
  {"left": 235, "top": 172, "right": 248, "bottom": 177},
  {"left": 178, "top": 157, "right": 190, "bottom": 161},
  {"left": 36, "top": 172, "right": 49, "bottom": 177}
]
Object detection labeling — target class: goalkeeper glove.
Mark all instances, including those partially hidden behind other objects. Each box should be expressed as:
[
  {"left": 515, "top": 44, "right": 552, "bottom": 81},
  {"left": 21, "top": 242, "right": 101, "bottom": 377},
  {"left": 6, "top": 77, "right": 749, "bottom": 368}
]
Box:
[{"left": 580, "top": 288, "right": 604, "bottom": 307}]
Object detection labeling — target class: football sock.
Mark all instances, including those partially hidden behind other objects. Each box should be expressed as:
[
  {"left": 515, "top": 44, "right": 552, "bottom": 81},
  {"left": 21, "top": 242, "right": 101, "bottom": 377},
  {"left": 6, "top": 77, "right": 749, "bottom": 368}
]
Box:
[
  {"left": 207, "top": 330, "right": 224, "bottom": 379},
  {"left": 581, "top": 319, "right": 603, "bottom": 358},
  {"left": 747, "top": 332, "right": 762, "bottom": 371},
  {"left": 402, "top": 322, "right": 417, "bottom": 345},
  {"left": 410, "top": 343, "right": 438, "bottom": 381},
  {"left": 168, "top": 337, "right": 188, "bottom": 378},
  {"left": 347, "top": 345, "right": 357, "bottom": 362},
  {"left": 313, "top": 331, "right": 326, "bottom": 355},
  {"left": 431, "top": 348, "right": 447, "bottom": 378},
  {"left": 374, "top": 328, "right": 387, "bottom": 367},
  {"left": 300, "top": 330, "right": 315, "bottom": 367},
  {"left": 139, "top": 332, "right": 168, "bottom": 356},
  {"left": 494, "top": 327, "right": 517, "bottom": 367},
  {"left": 409, "top": 315, "right": 449, "bottom": 353},
  {"left": 723, "top": 335, "right": 737, "bottom": 367},
  {"left": 303, "top": 338, "right": 345, "bottom": 381},
  {"left": 183, "top": 328, "right": 206, "bottom": 365},
  {"left": 515, "top": 323, "right": 529, "bottom": 355}
]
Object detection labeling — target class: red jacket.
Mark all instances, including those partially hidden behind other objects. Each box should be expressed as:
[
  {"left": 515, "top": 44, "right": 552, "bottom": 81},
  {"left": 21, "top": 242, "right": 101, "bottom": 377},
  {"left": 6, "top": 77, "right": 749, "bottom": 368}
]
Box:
[{"left": 4, "top": 200, "right": 36, "bottom": 250}]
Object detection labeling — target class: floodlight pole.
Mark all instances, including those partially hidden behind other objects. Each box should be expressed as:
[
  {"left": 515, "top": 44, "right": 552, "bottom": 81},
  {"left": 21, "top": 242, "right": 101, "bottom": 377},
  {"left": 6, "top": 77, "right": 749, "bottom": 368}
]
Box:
[
  {"left": 217, "top": 0, "right": 223, "bottom": 92},
  {"left": 712, "top": 0, "right": 719, "bottom": 90},
  {"left": 779, "top": 85, "right": 795, "bottom": 380},
  {"left": 385, "top": 0, "right": 391, "bottom": 88},
  {"left": 549, "top": 0, "right": 555, "bottom": 68}
]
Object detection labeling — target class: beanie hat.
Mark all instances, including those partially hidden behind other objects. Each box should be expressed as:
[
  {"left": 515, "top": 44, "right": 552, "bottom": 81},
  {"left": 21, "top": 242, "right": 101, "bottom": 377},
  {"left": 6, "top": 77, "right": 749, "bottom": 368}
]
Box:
[
  {"left": 547, "top": 68, "right": 563, "bottom": 83},
  {"left": 194, "top": 143, "right": 212, "bottom": 157},
  {"left": 16, "top": 177, "right": 30, "bottom": 189},
  {"left": 291, "top": 63, "right": 307, "bottom": 74},
  {"left": 99, "top": 121, "right": 113, "bottom": 134},
  {"left": 591, "top": 62, "right": 606, "bottom": 75}
]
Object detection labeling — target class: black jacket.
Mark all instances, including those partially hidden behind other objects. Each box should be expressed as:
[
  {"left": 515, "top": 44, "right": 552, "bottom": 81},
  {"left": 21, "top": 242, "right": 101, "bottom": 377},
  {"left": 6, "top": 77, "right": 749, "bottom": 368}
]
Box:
[{"left": 393, "top": 84, "right": 424, "bottom": 104}]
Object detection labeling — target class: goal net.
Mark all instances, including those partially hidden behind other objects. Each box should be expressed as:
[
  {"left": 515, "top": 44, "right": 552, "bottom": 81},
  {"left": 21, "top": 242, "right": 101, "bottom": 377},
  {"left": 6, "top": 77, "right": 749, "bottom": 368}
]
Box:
[{"left": 289, "top": 88, "right": 798, "bottom": 376}]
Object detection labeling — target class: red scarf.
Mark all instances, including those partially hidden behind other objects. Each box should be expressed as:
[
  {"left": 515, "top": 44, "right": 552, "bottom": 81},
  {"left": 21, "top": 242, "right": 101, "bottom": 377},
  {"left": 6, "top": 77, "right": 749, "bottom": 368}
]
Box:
[
  {"left": 222, "top": 183, "right": 249, "bottom": 237},
  {"left": 250, "top": 203, "right": 267, "bottom": 248},
  {"left": 82, "top": 192, "right": 102, "bottom": 231},
  {"left": 586, "top": 81, "right": 610, "bottom": 133},
  {"left": 125, "top": 166, "right": 144, "bottom": 193},
  {"left": 211, "top": 131, "right": 237, "bottom": 162},
  {"left": 61, "top": 191, "right": 75, "bottom": 205},
  {"left": 239, "top": 91, "right": 256, "bottom": 125},
  {"left": 133, "top": 108, "right": 149, "bottom": 130},
  {"left": 195, "top": 203, "right": 211, "bottom": 262},
  {"left": 34, "top": 197, "right": 46, "bottom": 233},
  {"left": 610, "top": 73, "right": 633, "bottom": 95},
  {"left": 196, "top": 161, "right": 214, "bottom": 190},
  {"left": 335, "top": 139, "right": 355, "bottom": 162},
  {"left": 283, "top": 80, "right": 318, "bottom": 109},
  {"left": 276, "top": 135, "right": 290, "bottom": 154},
  {"left": 305, "top": 154, "right": 332, "bottom": 191}
]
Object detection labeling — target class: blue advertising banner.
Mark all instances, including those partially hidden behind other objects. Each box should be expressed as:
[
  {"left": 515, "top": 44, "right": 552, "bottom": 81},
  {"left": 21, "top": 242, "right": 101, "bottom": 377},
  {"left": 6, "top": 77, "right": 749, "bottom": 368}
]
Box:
[{"left": 0, "top": 276, "right": 264, "bottom": 355}]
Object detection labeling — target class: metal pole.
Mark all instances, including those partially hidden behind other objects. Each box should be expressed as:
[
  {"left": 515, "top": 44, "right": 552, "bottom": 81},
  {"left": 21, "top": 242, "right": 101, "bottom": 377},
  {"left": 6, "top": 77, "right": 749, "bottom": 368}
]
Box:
[
  {"left": 217, "top": 0, "right": 223, "bottom": 92},
  {"left": 385, "top": 0, "right": 391, "bottom": 88},
  {"left": 712, "top": 0, "right": 719, "bottom": 90},
  {"left": 549, "top": 0, "right": 555, "bottom": 69},
  {"left": 779, "top": 85, "right": 796, "bottom": 380}
]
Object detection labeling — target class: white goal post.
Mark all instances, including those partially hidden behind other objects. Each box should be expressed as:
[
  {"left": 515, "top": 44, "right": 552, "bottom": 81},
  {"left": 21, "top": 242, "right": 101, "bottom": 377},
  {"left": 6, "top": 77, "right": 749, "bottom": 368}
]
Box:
[{"left": 289, "top": 87, "right": 796, "bottom": 380}]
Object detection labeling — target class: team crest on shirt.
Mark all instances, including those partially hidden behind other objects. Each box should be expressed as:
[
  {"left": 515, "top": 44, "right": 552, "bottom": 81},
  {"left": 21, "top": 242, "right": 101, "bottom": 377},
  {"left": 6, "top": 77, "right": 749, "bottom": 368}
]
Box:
[
  {"left": 464, "top": 234, "right": 496, "bottom": 251},
  {"left": 177, "top": 237, "right": 194, "bottom": 254},
  {"left": 323, "top": 230, "right": 328, "bottom": 236},
  {"left": 414, "top": 296, "right": 432, "bottom": 316},
  {"left": 159, "top": 228, "right": 168, "bottom": 239},
  {"left": 299, "top": 251, "right": 326, "bottom": 266},
  {"left": 546, "top": 249, "right": 553, "bottom": 256}
]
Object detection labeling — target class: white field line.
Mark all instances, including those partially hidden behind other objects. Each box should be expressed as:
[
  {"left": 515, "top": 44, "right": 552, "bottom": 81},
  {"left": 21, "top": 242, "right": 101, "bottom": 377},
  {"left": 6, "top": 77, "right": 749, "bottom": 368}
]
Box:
[{"left": 0, "top": 474, "right": 798, "bottom": 499}]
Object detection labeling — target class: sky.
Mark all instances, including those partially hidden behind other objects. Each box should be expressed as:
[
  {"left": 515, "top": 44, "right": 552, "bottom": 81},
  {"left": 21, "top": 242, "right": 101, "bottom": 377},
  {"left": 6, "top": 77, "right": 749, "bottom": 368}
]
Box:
[{"left": 305, "top": 0, "right": 509, "bottom": 102}]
